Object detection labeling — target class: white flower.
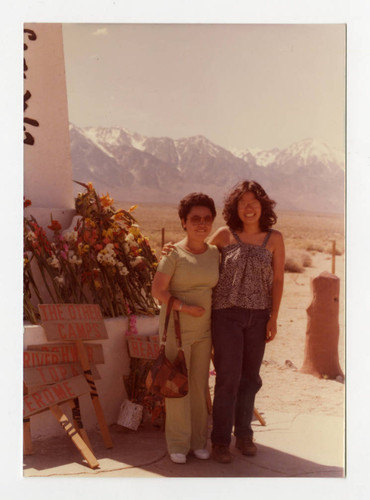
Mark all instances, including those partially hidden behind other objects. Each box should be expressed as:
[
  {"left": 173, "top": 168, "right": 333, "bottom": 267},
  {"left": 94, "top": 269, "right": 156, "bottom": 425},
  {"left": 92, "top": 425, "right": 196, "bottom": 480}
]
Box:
[
  {"left": 67, "top": 250, "right": 82, "bottom": 265},
  {"left": 26, "top": 231, "right": 37, "bottom": 242},
  {"left": 132, "top": 256, "right": 144, "bottom": 267},
  {"left": 54, "top": 276, "right": 65, "bottom": 286},
  {"left": 64, "top": 230, "right": 78, "bottom": 242},
  {"left": 97, "top": 243, "right": 117, "bottom": 266},
  {"left": 47, "top": 254, "right": 60, "bottom": 269},
  {"left": 117, "top": 262, "right": 129, "bottom": 276}
]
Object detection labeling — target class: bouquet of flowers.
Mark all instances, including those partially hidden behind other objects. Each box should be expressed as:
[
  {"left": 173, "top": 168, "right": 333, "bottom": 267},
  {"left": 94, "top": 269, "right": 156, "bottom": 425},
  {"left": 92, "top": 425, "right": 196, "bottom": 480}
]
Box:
[{"left": 24, "top": 181, "right": 159, "bottom": 323}]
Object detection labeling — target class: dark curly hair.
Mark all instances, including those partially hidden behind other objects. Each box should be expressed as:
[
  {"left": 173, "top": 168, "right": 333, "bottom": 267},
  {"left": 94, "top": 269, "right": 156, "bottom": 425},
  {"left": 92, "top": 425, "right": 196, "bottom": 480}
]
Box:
[
  {"left": 223, "top": 180, "right": 277, "bottom": 232},
  {"left": 178, "top": 192, "right": 217, "bottom": 228}
]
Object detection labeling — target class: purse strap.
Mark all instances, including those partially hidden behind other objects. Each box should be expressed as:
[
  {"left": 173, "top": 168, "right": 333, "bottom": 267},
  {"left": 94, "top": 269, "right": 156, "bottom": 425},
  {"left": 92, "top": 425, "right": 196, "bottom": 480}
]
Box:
[{"left": 161, "top": 296, "right": 182, "bottom": 349}]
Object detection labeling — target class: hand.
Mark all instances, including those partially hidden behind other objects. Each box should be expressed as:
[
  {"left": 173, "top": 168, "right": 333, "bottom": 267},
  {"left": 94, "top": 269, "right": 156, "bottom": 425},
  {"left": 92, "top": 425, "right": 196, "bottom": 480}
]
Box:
[
  {"left": 161, "top": 242, "right": 176, "bottom": 256},
  {"left": 183, "top": 305, "right": 205, "bottom": 317},
  {"left": 265, "top": 317, "right": 277, "bottom": 343}
]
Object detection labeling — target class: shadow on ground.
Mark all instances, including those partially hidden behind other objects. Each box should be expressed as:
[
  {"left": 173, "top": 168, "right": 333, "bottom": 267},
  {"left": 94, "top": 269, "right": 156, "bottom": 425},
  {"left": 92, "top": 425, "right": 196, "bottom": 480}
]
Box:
[{"left": 23, "top": 422, "right": 344, "bottom": 478}]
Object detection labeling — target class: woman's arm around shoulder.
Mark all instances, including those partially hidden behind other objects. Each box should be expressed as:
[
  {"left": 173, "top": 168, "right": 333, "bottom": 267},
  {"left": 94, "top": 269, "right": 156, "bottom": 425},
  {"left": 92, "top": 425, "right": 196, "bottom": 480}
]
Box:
[{"left": 208, "top": 226, "right": 232, "bottom": 250}]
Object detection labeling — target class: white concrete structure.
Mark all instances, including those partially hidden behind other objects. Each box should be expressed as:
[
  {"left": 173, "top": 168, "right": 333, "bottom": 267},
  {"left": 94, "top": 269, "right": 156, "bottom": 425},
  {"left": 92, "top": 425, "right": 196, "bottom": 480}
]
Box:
[
  {"left": 22, "top": 24, "right": 160, "bottom": 442},
  {"left": 24, "top": 23, "right": 75, "bottom": 234},
  {"left": 24, "top": 315, "right": 159, "bottom": 439}
]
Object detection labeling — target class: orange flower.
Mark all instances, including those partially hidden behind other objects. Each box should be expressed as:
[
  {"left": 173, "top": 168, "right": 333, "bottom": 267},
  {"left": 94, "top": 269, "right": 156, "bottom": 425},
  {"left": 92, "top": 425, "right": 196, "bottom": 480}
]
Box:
[
  {"left": 129, "top": 205, "right": 137, "bottom": 212},
  {"left": 100, "top": 193, "right": 114, "bottom": 208},
  {"left": 47, "top": 220, "right": 62, "bottom": 232}
]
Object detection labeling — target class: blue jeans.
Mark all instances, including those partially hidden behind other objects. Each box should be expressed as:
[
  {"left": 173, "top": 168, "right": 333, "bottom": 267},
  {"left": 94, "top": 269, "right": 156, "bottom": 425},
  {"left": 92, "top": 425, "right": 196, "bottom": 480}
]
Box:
[{"left": 211, "top": 307, "right": 269, "bottom": 446}]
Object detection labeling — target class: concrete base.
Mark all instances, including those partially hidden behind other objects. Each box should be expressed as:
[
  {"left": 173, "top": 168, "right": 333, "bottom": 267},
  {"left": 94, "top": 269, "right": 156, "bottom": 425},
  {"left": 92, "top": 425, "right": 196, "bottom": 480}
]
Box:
[{"left": 24, "top": 315, "right": 159, "bottom": 439}]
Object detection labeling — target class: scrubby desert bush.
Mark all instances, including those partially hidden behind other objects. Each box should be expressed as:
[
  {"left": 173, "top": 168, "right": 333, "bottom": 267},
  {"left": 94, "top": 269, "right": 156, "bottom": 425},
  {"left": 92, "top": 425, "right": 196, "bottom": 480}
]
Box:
[
  {"left": 285, "top": 249, "right": 313, "bottom": 273},
  {"left": 305, "top": 242, "right": 324, "bottom": 253}
]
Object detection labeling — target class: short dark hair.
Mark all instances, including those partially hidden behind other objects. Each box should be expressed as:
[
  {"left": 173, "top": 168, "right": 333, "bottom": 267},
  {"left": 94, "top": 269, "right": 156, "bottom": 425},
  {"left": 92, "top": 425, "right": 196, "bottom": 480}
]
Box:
[
  {"left": 178, "top": 192, "right": 217, "bottom": 223},
  {"left": 223, "top": 180, "right": 277, "bottom": 232}
]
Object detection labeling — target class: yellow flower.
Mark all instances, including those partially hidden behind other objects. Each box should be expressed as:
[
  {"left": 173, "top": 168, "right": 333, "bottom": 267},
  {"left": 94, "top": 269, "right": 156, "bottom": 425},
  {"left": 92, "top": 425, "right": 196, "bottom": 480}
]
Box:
[
  {"left": 129, "top": 205, "right": 137, "bottom": 212},
  {"left": 85, "top": 218, "right": 96, "bottom": 228},
  {"left": 129, "top": 224, "right": 141, "bottom": 238}
]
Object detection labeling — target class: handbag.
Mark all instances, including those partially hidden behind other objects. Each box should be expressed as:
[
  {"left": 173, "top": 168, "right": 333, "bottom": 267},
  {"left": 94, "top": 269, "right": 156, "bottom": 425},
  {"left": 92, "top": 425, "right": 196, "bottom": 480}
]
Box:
[{"left": 145, "top": 296, "right": 188, "bottom": 398}]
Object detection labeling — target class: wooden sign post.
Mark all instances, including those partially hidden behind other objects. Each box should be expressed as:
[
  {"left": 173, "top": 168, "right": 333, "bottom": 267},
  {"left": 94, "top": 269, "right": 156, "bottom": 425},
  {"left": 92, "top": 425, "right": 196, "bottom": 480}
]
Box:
[
  {"left": 23, "top": 375, "right": 99, "bottom": 468},
  {"left": 38, "top": 304, "right": 113, "bottom": 448}
]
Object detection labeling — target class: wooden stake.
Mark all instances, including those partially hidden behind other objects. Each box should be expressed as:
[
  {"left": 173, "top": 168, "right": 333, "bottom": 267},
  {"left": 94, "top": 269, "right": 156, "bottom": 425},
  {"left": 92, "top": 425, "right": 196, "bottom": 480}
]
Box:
[
  {"left": 69, "top": 398, "right": 93, "bottom": 452},
  {"left": 253, "top": 407, "right": 266, "bottom": 426},
  {"left": 332, "top": 240, "right": 336, "bottom": 274},
  {"left": 23, "top": 383, "right": 33, "bottom": 455},
  {"left": 161, "top": 227, "right": 165, "bottom": 249},
  {"left": 49, "top": 404, "right": 99, "bottom": 469},
  {"left": 75, "top": 339, "right": 113, "bottom": 449}
]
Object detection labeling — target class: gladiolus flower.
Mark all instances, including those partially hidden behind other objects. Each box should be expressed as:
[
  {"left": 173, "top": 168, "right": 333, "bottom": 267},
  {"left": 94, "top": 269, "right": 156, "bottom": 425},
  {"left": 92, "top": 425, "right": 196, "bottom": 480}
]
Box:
[{"left": 48, "top": 220, "right": 62, "bottom": 232}]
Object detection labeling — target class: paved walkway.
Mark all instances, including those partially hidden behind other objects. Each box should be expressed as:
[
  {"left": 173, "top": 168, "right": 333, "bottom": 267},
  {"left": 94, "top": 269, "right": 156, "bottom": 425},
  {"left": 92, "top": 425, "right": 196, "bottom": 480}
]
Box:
[{"left": 23, "top": 410, "right": 344, "bottom": 478}]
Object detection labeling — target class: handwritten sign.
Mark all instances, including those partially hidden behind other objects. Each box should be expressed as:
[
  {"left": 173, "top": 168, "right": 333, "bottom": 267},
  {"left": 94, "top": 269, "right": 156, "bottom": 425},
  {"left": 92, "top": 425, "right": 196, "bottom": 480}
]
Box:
[
  {"left": 38, "top": 304, "right": 108, "bottom": 341},
  {"left": 24, "top": 363, "right": 101, "bottom": 386},
  {"left": 23, "top": 375, "right": 90, "bottom": 418},
  {"left": 127, "top": 335, "right": 160, "bottom": 360},
  {"left": 27, "top": 343, "right": 104, "bottom": 364}
]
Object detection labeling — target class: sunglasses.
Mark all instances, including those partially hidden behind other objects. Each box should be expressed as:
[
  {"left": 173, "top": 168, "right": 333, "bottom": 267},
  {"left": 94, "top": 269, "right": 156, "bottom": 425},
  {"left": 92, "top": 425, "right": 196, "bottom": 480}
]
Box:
[{"left": 188, "top": 215, "right": 213, "bottom": 225}]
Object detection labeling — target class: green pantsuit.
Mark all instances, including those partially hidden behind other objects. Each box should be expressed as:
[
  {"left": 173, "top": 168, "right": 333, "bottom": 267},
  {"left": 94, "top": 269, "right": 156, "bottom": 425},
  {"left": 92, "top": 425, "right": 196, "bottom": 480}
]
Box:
[{"left": 157, "top": 243, "right": 220, "bottom": 455}]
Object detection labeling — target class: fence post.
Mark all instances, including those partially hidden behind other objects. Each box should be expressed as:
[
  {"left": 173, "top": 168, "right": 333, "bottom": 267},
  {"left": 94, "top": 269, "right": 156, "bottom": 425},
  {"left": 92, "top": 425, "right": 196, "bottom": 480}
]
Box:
[
  {"left": 331, "top": 240, "right": 336, "bottom": 274},
  {"left": 161, "top": 228, "right": 165, "bottom": 249}
]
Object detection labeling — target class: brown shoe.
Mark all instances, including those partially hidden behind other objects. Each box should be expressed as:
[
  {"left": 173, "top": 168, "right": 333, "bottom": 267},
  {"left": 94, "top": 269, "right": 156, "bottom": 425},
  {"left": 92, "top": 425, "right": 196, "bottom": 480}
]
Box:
[
  {"left": 235, "top": 436, "right": 257, "bottom": 456},
  {"left": 212, "top": 444, "right": 233, "bottom": 463}
]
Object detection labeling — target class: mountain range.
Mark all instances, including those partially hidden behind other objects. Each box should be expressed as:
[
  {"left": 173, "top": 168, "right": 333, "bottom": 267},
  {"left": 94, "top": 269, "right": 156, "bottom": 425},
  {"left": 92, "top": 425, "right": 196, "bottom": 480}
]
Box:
[{"left": 69, "top": 124, "right": 345, "bottom": 213}]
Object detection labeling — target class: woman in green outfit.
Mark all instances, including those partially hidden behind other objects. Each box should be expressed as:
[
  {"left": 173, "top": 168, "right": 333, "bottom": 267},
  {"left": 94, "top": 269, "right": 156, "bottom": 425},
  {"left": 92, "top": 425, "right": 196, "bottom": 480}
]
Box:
[{"left": 151, "top": 193, "right": 220, "bottom": 464}]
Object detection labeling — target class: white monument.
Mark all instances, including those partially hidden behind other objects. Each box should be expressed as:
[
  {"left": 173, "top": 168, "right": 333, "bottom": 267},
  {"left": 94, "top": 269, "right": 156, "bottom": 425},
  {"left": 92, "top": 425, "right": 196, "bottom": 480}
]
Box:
[{"left": 24, "top": 23, "right": 75, "bottom": 233}]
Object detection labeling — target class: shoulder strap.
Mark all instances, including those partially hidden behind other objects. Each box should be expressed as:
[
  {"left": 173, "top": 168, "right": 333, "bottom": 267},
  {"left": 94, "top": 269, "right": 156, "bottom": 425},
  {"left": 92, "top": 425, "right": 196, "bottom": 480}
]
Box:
[
  {"left": 161, "top": 296, "right": 182, "bottom": 348},
  {"left": 232, "top": 230, "right": 242, "bottom": 244},
  {"left": 262, "top": 230, "right": 272, "bottom": 247}
]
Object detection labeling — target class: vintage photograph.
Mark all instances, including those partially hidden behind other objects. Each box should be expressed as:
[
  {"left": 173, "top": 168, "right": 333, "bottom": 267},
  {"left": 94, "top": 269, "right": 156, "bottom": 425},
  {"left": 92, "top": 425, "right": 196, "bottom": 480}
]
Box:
[{"left": 22, "top": 22, "right": 347, "bottom": 481}]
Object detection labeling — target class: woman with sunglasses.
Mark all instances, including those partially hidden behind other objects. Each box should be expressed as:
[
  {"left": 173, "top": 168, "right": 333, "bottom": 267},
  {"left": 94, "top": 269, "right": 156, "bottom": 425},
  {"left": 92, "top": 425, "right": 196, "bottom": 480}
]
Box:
[{"left": 151, "top": 192, "right": 220, "bottom": 464}]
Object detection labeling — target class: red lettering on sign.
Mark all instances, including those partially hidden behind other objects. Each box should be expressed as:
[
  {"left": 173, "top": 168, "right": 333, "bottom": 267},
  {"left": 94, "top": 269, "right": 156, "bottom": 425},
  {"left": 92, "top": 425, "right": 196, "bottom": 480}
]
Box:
[
  {"left": 92, "top": 323, "right": 102, "bottom": 338},
  {"left": 43, "top": 388, "right": 56, "bottom": 405},
  {"left": 76, "top": 323, "right": 86, "bottom": 338},
  {"left": 24, "top": 397, "right": 36, "bottom": 415},
  {"left": 139, "top": 342, "right": 146, "bottom": 357},
  {"left": 67, "top": 304, "right": 77, "bottom": 320},
  {"left": 59, "top": 365, "right": 68, "bottom": 379},
  {"left": 49, "top": 366, "right": 58, "bottom": 382},
  {"left": 33, "top": 392, "right": 45, "bottom": 409},
  {"left": 62, "top": 380, "right": 75, "bottom": 398},
  {"left": 68, "top": 323, "right": 78, "bottom": 339},
  {"left": 24, "top": 352, "right": 30, "bottom": 368},
  {"left": 52, "top": 384, "right": 68, "bottom": 400},
  {"left": 146, "top": 343, "right": 154, "bottom": 358},
  {"left": 36, "top": 366, "right": 47, "bottom": 383},
  {"left": 130, "top": 342, "right": 140, "bottom": 357},
  {"left": 58, "top": 323, "right": 66, "bottom": 340}
]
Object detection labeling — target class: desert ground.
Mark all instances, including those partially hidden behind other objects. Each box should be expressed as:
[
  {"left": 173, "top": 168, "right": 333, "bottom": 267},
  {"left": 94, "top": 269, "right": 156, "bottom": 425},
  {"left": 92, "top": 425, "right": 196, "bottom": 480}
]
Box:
[{"left": 126, "top": 202, "right": 345, "bottom": 419}]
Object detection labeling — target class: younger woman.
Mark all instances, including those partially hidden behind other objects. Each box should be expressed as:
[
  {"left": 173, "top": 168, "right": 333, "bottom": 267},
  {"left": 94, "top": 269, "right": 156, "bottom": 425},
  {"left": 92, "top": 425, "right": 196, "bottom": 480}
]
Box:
[{"left": 209, "top": 180, "right": 285, "bottom": 463}]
